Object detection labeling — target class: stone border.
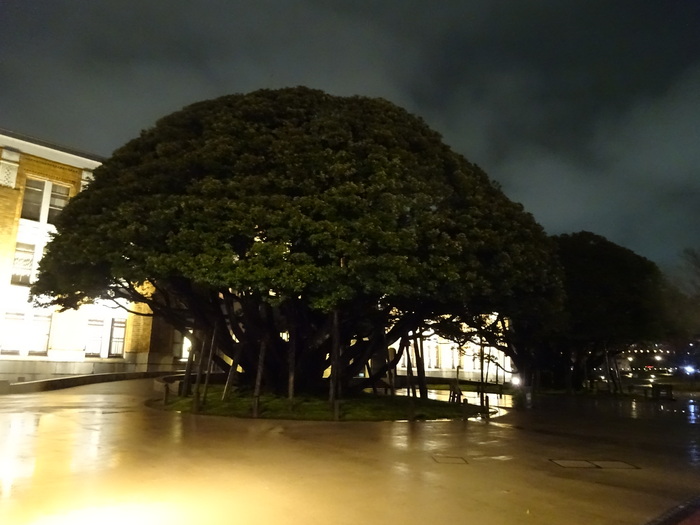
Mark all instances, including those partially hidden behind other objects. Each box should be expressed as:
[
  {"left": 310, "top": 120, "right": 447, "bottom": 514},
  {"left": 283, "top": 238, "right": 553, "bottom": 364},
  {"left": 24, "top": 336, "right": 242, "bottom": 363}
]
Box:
[{"left": 0, "top": 370, "right": 182, "bottom": 395}]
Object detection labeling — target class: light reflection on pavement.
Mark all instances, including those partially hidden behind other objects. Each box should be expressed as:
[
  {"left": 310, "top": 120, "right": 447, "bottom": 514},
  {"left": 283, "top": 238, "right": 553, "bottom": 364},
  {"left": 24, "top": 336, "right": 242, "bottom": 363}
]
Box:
[{"left": 0, "top": 379, "right": 699, "bottom": 525}]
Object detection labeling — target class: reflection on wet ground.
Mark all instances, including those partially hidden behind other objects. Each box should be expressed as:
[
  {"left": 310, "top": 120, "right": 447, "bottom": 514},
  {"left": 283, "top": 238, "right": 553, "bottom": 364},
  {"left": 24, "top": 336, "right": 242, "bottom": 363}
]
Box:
[
  {"left": 394, "top": 388, "right": 514, "bottom": 415},
  {"left": 1, "top": 380, "right": 699, "bottom": 525},
  {"left": 501, "top": 392, "right": 700, "bottom": 471},
  {"left": 535, "top": 391, "right": 700, "bottom": 424}
]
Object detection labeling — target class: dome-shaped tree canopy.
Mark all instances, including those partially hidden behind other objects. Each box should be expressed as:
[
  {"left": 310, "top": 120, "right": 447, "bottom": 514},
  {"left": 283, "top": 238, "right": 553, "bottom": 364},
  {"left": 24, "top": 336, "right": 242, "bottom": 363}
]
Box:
[{"left": 33, "top": 87, "right": 561, "bottom": 394}]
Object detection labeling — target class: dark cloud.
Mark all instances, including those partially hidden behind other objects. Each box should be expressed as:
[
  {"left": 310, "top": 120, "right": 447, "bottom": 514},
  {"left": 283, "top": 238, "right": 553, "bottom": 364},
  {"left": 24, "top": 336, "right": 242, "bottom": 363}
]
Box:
[{"left": 1, "top": 0, "right": 698, "bottom": 268}]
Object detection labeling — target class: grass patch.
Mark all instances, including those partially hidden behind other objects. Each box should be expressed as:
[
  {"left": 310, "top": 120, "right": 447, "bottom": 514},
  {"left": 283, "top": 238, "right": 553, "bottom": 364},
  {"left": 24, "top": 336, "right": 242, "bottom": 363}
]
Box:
[{"left": 163, "top": 385, "right": 483, "bottom": 421}]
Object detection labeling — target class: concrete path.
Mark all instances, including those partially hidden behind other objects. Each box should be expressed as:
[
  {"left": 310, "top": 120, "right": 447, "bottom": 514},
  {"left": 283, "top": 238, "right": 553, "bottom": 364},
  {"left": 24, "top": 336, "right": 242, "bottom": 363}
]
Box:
[{"left": 0, "top": 380, "right": 698, "bottom": 525}]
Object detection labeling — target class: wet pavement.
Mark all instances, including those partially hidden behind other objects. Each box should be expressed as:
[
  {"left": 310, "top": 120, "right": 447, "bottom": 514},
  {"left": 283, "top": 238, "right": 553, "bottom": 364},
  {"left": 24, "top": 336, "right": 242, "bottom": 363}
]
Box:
[{"left": 0, "top": 379, "right": 698, "bottom": 525}]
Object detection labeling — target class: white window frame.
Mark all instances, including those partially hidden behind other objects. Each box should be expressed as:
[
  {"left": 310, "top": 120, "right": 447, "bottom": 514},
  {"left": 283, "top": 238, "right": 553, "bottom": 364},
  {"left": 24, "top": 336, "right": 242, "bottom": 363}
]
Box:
[
  {"left": 10, "top": 242, "right": 37, "bottom": 286},
  {"left": 20, "top": 177, "right": 71, "bottom": 225},
  {"left": 0, "top": 311, "right": 53, "bottom": 356},
  {"left": 108, "top": 318, "right": 127, "bottom": 357},
  {"left": 84, "top": 319, "right": 105, "bottom": 357}
]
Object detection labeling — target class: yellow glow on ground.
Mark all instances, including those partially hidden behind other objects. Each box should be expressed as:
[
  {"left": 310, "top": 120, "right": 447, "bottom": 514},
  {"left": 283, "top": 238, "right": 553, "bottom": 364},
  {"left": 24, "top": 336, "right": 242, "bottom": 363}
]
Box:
[{"left": 30, "top": 503, "right": 183, "bottom": 525}]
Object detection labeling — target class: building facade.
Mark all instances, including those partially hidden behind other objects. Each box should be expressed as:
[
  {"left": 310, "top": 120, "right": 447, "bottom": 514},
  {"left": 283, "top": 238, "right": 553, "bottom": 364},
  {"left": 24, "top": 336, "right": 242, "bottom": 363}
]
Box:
[
  {"left": 395, "top": 332, "right": 513, "bottom": 385},
  {"left": 0, "top": 130, "right": 180, "bottom": 382}
]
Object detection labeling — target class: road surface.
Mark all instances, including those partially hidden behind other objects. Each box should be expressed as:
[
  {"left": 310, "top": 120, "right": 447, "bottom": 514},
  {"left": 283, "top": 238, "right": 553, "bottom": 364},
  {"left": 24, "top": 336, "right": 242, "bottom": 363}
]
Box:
[{"left": 0, "top": 379, "right": 698, "bottom": 524}]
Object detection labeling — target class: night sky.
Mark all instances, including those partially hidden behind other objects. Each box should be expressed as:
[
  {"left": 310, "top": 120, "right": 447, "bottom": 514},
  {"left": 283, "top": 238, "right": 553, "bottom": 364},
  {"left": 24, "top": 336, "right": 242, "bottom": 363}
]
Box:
[{"left": 1, "top": 1, "right": 698, "bottom": 269}]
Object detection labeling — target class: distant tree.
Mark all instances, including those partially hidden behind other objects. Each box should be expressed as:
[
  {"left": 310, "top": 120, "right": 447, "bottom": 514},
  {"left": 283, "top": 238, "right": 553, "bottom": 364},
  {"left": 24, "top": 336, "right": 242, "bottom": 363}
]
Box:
[
  {"left": 32, "top": 87, "right": 560, "bottom": 396},
  {"left": 553, "top": 231, "right": 670, "bottom": 390},
  {"left": 679, "top": 248, "right": 700, "bottom": 300},
  {"left": 673, "top": 248, "right": 700, "bottom": 337}
]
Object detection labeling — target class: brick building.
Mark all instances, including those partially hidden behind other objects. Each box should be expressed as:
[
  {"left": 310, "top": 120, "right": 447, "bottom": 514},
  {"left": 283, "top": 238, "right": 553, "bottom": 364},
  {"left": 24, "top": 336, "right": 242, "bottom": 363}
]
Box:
[{"left": 0, "top": 129, "right": 180, "bottom": 382}]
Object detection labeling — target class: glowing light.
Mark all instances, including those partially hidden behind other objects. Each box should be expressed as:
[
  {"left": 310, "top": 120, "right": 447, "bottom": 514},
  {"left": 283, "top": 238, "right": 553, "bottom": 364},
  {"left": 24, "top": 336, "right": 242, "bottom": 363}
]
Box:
[
  {"left": 685, "top": 366, "right": 695, "bottom": 374},
  {"left": 29, "top": 503, "right": 182, "bottom": 525},
  {"left": 511, "top": 376, "right": 521, "bottom": 386},
  {"left": 1, "top": 413, "right": 37, "bottom": 500}
]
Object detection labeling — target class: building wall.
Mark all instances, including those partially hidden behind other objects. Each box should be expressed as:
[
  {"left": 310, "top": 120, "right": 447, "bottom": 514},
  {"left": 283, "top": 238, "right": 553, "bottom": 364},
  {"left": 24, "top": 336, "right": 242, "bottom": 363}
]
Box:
[
  {"left": 395, "top": 334, "right": 513, "bottom": 384},
  {"left": 0, "top": 131, "right": 179, "bottom": 382}
]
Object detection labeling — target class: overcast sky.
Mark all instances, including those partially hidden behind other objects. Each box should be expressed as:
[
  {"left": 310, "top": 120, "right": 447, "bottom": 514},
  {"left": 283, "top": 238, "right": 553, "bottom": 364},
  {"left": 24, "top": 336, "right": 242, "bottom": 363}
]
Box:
[{"left": 1, "top": 1, "right": 698, "bottom": 269}]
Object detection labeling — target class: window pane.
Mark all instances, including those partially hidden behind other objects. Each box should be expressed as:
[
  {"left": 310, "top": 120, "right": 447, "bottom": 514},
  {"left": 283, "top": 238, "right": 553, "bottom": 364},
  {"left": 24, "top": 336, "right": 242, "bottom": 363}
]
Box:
[
  {"left": 85, "top": 319, "right": 104, "bottom": 357},
  {"left": 1, "top": 313, "right": 25, "bottom": 354},
  {"left": 108, "top": 319, "right": 126, "bottom": 357},
  {"left": 28, "top": 314, "right": 52, "bottom": 355},
  {"left": 47, "top": 184, "right": 70, "bottom": 224},
  {"left": 11, "top": 243, "right": 35, "bottom": 286},
  {"left": 172, "top": 329, "right": 192, "bottom": 360},
  {"left": 21, "top": 179, "right": 44, "bottom": 221}
]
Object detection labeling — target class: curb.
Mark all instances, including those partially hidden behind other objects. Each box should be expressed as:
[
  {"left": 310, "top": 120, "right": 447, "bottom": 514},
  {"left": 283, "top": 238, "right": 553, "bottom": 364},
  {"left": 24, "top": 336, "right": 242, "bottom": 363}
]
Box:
[
  {"left": 645, "top": 495, "right": 700, "bottom": 525},
  {"left": 0, "top": 370, "right": 182, "bottom": 395}
]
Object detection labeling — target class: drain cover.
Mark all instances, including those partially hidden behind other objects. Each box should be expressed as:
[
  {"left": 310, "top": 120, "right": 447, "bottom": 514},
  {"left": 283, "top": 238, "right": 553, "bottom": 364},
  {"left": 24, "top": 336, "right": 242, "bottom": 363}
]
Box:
[
  {"left": 551, "top": 459, "right": 597, "bottom": 468},
  {"left": 590, "top": 460, "right": 638, "bottom": 469},
  {"left": 432, "top": 455, "right": 468, "bottom": 464},
  {"left": 551, "top": 459, "right": 638, "bottom": 469}
]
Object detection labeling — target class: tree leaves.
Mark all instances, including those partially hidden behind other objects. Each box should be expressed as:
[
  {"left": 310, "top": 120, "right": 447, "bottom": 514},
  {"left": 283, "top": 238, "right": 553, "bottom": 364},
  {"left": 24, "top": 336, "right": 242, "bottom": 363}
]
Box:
[{"left": 32, "top": 87, "right": 562, "bottom": 393}]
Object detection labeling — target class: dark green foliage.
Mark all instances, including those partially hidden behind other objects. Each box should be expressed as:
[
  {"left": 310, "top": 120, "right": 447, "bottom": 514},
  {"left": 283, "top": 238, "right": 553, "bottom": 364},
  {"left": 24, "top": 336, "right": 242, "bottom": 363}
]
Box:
[
  {"left": 555, "top": 231, "right": 666, "bottom": 344},
  {"left": 680, "top": 248, "right": 700, "bottom": 302},
  {"left": 552, "top": 231, "right": 674, "bottom": 389},
  {"left": 32, "top": 87, "right": 560, "bottom": 394},
  {"left": 673, "top": 248, "right": 700, "bottom": 338}
]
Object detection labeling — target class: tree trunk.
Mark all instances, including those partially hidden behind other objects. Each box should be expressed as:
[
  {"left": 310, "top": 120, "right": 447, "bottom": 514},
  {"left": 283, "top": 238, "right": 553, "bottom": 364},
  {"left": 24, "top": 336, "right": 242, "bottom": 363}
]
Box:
[
  {"left": 192, "top": 334, "right": 207, "bottom": 413},
  {"left": 387, "top": 348, "right": 396, "bottom": 396},
  {"left": 485, "top": 346, "right": 492, "bottom": 384},
  {"left": 610, "top": 348, "right": 623, "bottom": 394},
  {"left": 604, "top": 346, "right": 615, "bottom": 393},
  {"left": 414, "top": 333, "right": 428, "bottom": 400},
  {"left": 222, "top": 340, "right": 245, "bottom": 401},
  {"left": 329, "top": 309, "right": 340, "bottom": 403},
  {"left": 252, "top": 338, "right": 267, "bottom": 418},
  {"left": 181, "top": 334, "right": 196, "bottom": 397},
  {"left": 201, "top": 324, "right": 217, "bottom": 407},
  {"left": 479, "top": 339, "right": 485, "bottom": 408},
  {"left": 288, "top": 323, "right": 296, "bottom": 400},
  {"left": 405, "top": 340, "right": 417, "bottom": 398}
]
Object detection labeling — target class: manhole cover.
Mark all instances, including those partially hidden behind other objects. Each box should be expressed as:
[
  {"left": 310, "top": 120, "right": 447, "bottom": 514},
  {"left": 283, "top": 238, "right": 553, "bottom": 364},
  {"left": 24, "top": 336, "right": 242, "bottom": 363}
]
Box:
[
  {"left": 591, "top": 460, "right": 638, "bottom": 469},
  {"left": 551, "top": 459, "right": 639, "bottom": 469}
]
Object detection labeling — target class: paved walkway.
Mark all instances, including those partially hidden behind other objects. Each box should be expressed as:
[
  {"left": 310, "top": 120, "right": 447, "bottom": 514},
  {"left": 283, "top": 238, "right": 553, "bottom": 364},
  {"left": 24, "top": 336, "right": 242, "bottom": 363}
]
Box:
[{"left": 0, "top": 379, "right": 698, "bottom": 525}]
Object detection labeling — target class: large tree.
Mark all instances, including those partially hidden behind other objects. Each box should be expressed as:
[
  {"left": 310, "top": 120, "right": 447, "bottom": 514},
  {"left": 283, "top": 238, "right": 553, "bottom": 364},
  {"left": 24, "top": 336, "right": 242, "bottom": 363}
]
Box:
[{"left": 32, "top": 87, "right": 561, "bottom": 395}]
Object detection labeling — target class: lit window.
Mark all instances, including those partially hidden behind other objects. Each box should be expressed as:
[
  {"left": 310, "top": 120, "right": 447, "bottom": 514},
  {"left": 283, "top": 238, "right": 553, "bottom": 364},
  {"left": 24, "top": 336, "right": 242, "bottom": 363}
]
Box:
[
  {"left": 108, "top": 319, "right": 126, "bottom": 357},
  {"left": 20, "top": 178, "right": 71, "bottom": 224},
  {"left": 0, "top": 313, "right": 25, "bottom": 355},
  {"left": 21, "top": 179, "right": 44, "bottom": 220},
  {"left": 28, "top": 314, "right": 51, "bottom": 355},
  {"left": 172, "top": 329, "right": 192, "bottom": 361},
  {"left": 0, "top": 312, "right": 52, "bottom": 355},
  {"left": 10, "top": 243, "right": 36, "bottom": 286},
  {"left": 85, "top": 319, "right": 105, "bottom": 357},
  {"left": 48, "top": 183, "right": 70, "bottom": 224}
]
